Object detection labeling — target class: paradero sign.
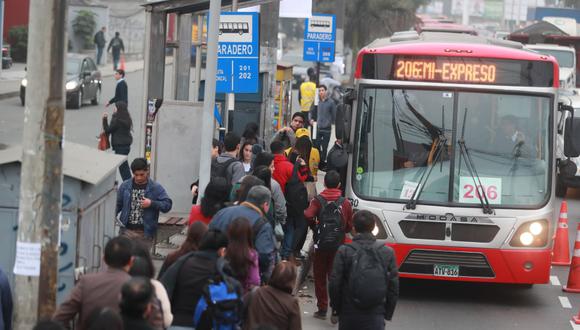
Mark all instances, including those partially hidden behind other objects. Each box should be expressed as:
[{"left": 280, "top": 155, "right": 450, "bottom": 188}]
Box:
[{"left": 303, "top": 14, "right": 336, "bottom": 63}]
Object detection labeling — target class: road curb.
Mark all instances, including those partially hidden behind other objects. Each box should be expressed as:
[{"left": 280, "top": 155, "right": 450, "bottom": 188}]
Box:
[{"left": 0, "top": 91, "right": 20, "bottom": 100}]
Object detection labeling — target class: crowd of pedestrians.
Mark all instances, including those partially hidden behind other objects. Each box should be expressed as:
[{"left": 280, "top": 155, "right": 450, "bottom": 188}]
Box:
[{"left": 33, "top": 69, "right": 398, "bottom": 329}]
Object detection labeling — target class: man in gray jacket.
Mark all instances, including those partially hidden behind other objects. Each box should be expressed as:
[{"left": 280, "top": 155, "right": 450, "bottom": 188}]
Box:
[
  {"left": 212, "top": 132, "right": 245, "bottom": 186},
  {"left": 310, "top": 85, "right": 336, "bottom": 168}
]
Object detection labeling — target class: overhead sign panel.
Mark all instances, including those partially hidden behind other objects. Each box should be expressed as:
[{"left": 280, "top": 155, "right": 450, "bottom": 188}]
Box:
[
  {"left": 303, "top": 14, "right": 336, "bottom": 63},
  {"left": 216, "top": 12, "right": 259, "bottom": 94}
]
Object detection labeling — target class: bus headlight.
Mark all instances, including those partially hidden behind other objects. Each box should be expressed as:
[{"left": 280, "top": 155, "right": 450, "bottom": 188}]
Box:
[
  {"left": 529, "top": 222, "right": 543, "bottom": 236},
  {"left": 519, "top": 232, "right": 534, "bottom": 246},
  {"left": 509, "top": 220, "right": 548, "bottom": 247}
]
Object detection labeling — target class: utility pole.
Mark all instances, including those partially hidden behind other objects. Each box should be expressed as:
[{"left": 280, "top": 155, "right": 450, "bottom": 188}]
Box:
[
  {"left": 0, "top": 0, "right": 4, "bottom": 78},
  {"left": 259, "top": 0, "right": 280, "bottom": 142},
  {"left": 198, "top": 0, "right": 222, "bottom": 197},
  {"left": 13, "top": 0, "right": 67, "bottom": 329}
]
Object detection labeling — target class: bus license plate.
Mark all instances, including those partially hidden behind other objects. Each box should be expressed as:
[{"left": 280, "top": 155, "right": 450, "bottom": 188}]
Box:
[{"left": 433, "top": 264, "right": 459, "bottom": 277}]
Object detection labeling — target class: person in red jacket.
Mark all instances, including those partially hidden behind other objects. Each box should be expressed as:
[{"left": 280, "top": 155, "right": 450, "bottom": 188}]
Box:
[
  {"left": 270, "top": 140, "right": 308, "bottom": 261},
  {"left": 304, "top": 170, "right": 353, "bottom": 321}
]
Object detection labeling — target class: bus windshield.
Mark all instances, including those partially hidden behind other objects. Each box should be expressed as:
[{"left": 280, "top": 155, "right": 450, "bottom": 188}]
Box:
[{"left": 352, "top": 87, "right": 551, "bottom": 208}]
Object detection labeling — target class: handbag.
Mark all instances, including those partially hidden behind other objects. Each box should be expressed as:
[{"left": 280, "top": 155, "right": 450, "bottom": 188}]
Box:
[{"left": 98, "top": 132, "right": 110, "bottom": 150}]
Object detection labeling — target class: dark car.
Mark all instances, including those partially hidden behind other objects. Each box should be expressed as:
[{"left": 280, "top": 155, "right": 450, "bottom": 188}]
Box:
[
  {"left": 2, "top": 47, "right": 12, "bottom": 69},
  {"left": 20, "top": 54, "right": 102, "bottom": 109}
]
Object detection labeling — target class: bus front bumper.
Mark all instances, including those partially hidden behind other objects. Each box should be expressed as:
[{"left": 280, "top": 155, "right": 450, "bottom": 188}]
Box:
[{"left": 389, "top": 243, "right": 551, "bottom": 284}]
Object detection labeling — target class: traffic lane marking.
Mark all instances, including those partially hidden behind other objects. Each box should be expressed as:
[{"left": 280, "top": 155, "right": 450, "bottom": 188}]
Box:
[
  {"left": 560, "top": 296, "right": 573, "bottom": 309},
  {"left": 552, "top": 275, "right": 562, "bottom": 286}
]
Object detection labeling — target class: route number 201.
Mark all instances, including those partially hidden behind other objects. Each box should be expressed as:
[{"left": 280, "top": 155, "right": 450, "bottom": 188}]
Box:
[{"left": 458, "top": 177, "right": 502, "bottom": 204}]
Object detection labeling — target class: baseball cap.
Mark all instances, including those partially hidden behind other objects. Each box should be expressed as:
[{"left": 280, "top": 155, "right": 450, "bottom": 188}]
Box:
[{"left": 295, "top": 128, "right": 310, "bottom": 138}]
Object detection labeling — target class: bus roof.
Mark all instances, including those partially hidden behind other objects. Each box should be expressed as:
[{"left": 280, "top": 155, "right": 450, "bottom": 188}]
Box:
[
  {"left": 355, "top": 32, "right": 560, "bottom": 80},
  {"left": 417, "top": 23, "right": 477, "bottom": 35}
]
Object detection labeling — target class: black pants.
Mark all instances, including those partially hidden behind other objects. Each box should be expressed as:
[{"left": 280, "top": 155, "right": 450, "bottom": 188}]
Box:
[
  {"left": 113, "top": 145, "right": 132, "bottom": 181},
  {"left": 292, "top": 213, "right": 308, "bottom": 255},
  {"left": 317, "top": 128, "right": 332, "bottom": 164},
  {"left": 339, "top": 314, "right": 385, "bottom": 330}
]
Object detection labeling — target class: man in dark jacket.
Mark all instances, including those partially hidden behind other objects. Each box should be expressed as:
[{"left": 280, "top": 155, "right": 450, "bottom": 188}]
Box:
[
  {"left": 107, "top": 69, "right": 128, "bottom": 107},
  {"left": 107, "top": 31, "right": 125, "bottom": 70},
  {"left": 161, "top": 229, "right": 229, "bottom": 328},
  {"left": 304, "top": 170, "right": 353, "bottom": 320},
  {"left": 116, "top": 158, "right": 172, "bottom": 250},
  {"left": 329, "top": 210, "right": 399, "bottom": 329},
  {"left": 53, "top": 236, "right": 133, "bottom": 329},
  {"left": 213, "top": 132, "right": 245, "bottom": 186},
  {"left": 94, "top": 26, "right": 106, "bottom": 65}
]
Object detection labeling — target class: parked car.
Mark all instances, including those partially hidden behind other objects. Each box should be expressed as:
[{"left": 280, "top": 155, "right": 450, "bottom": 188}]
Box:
[
  {"left": 2, "top": 47, "right": 12, "bottom": 69},
  {"left": 20, "top": 54, "right": 101, "bottom": 109}
]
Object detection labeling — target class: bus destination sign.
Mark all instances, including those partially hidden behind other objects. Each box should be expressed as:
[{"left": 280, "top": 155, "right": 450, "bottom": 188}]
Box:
[
  {"left": 394, "top": 60, "right": 497, "bottom": 84},
  {"left": 361, "top": 54, "right": 555, "bottom": 87}
]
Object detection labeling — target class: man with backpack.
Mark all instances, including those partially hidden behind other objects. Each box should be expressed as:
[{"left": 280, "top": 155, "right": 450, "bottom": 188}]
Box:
[
  {"left": 212, "top": 133, "right": 245, "bottom": 187},
  {"left": 270, "top": 141, "right": 308, "bottom": 262},
  {"left": 107, "top": 31, "right": 125, "bottom": 70},
  {"left": 329, "top": 210, "right": 399, "bottom": 329},
  {"left": 304, "top": 170, "right": 353, "bottom": 320}
]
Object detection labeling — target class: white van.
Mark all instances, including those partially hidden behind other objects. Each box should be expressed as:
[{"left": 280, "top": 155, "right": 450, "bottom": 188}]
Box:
[{"left": 527, "top": 44, "right": 576, "bottom": 90}]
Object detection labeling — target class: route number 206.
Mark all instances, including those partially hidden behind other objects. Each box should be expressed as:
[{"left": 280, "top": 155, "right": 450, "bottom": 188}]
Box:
[{"left": 458, "top": 177, "right": 502, "bottom": 204}]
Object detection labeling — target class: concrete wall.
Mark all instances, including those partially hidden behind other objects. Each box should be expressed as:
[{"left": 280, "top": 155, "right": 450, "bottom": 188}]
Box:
[
  {"left": 68, "top": 5, "right": 109, "bottom": 54},
  {"left": 109, "top": 8, "right": 146, "bottom": 61}
]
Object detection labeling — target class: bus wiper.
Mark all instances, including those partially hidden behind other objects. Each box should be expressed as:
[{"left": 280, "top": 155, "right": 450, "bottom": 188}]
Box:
[
  {"left": 457, "top": 109, "right": 494, "bottom": 215},
  {"left": 405, "top": 135, "right": 447, "bottom": 210}
]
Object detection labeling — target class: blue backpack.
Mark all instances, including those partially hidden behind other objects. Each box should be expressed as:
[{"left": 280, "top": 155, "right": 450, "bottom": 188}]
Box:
[{"left": 193, "top": 258, "right": 243, "bottom": 330}]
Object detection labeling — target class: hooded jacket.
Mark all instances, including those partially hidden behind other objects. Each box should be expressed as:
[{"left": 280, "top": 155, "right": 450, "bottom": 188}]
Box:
[{"left": 304, "top": 187, "right": 353, "bottom": 235}]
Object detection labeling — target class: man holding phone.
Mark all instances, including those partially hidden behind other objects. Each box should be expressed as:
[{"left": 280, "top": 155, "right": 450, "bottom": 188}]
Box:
[{"left": 116, "top": 158, "right": 173, "bottom": 250}]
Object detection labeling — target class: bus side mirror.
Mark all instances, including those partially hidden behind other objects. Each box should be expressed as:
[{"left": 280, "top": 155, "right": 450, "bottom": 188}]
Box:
[
  {"left": 562, "top": 104, "right": 580, "bottom": 158},
  {"left": 336, "top": 88, "right": 355, "bottom": 144}
]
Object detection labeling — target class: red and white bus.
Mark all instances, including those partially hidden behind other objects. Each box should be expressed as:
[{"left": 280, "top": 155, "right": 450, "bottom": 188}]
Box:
[{"left": 339, "top": 31, "right": 577, "bottom": 284}]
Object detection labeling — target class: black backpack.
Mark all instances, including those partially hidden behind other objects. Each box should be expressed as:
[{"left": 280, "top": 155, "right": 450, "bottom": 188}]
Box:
[
  {"left": 314, "top": 196, "right": 345, "bottom": 251},
  {"left": 346, "top": 242, "right": 388, "bottom": 310},
  {"left": 193, "top": 258, "right": 243, "bottom": 330},
  {"left": 285, "top": 163, "right": 308, "bottom": 214},
  {"left": 211, "top": 158, "right": 239, "bottom": 182}
]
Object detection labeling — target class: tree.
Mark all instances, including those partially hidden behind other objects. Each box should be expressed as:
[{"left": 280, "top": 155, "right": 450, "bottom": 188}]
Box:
[
  {"left": 564, "top": 0, "right": 579, "bottom": 8},
  {"left": 8, "top": 26, "right": 28, "bottom": 62},
  {"left": 72, "top": 10, "right": 97, "bottom": 49},
  {"left": 314, "top": 0, "right": 428, "bottom": 53}
]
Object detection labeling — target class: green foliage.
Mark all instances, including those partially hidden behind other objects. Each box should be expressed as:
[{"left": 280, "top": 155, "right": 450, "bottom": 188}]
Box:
[
  {"left": 72, "top": 10, "right": 97, "bottom": 49},
  {"left": 8, "top": 26, "right": 28, "bottom": 62},
  {"left": 314, "top": 0, "right": 428, "bottom": 52}
]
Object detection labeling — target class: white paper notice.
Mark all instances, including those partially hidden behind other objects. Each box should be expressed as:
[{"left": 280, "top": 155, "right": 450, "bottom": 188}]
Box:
[
  {"left": 13, "top": 241, "right": 41, "bottom": 276},
  {"left": 400, "top": 181, "right": 421, "bottom": 199}
]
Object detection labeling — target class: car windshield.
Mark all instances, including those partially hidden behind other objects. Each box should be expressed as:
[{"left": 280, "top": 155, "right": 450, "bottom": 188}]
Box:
[
  {"left": 531, "top": 49, "right": 574, "bottom": 68},
  {"left": 66, "top": 58, "right": 81, "bottom": 75},
  {"left": 352, "top": 88, "right": 551, "bottom": 208}
]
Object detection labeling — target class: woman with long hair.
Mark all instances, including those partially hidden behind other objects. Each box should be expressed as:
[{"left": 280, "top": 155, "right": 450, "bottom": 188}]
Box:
[
  {"left": 188, "top": 177, "right": 230, "bottom": 225},
  {"left": 243, "top": 261, "right": 301, "bottom": 330},
  {"left": 158, "top": 221, "right": 208, "bottom": 278},
  {"left": 102, "top": 101, "right": 133, "bottom": 181},
  {"left": 240, "top": 141, "right": 253, "bottom": 174},
  {"left": 226, "top": 217, "right": 260, "bottom": 293},
  {"left": 252, "top": 153, "right": 286, "bottom": 237},
  {"left": 286, "top": 134, "right": 320, "bottom": 181}
]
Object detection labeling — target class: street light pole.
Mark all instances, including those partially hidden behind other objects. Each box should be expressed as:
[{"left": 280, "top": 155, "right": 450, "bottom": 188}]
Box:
[
  {"left": 13, "top": 0, "right": 67, "bottom": 328},
  {"left": 198, "top": 0, "right": 222, "bottom": 197}
]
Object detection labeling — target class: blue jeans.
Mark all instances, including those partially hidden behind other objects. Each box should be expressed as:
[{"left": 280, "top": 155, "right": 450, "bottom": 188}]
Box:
[
  {"left": 96, "top": 46, "right": 104, "bottom": 65},
  {"left": 113, "top": 145, "right": 131, "bottom": 181},
  {"left": 281, "top": 218, "right": 295, "bottom": 259},
  {"left": 112, "top": 52, "right": 120, "bottom": 70},
  {"left": 317, "top": 128, "right": 332, "bottom": 164}
]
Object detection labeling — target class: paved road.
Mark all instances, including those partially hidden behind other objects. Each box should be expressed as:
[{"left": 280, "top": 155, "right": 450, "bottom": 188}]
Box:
[{"left": 4, "top": 69, "right": 580, "bottom": 329}]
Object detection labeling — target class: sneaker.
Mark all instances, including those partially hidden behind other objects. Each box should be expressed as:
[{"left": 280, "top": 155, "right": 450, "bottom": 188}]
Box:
[
  {"left": 313, "top": 310, "right": 327, "bottom": 320},
  {"left": 330, "top": 310, "right": 338, "bottom": 324}
]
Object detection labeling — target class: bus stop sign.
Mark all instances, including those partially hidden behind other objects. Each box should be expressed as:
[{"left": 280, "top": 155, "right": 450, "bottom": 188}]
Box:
[
  {"left": 216, "top": 12, "right": 259, "bottom": 93},
  {"left": 303, "top": 14, "right": 336, "bottom": 63}
]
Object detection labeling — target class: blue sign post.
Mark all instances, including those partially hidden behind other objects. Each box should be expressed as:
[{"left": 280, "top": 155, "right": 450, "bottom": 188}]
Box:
[
  {"left": 216, "top": 12, "right": 259, "bottom": 94},
  {"left": 303, "top": 14, "right": 336, "bottom": 63}
]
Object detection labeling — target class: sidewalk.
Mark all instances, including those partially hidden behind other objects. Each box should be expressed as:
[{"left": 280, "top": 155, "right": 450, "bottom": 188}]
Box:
[{"left": 0, "top": 58, "right": 146, "bottom": 100}]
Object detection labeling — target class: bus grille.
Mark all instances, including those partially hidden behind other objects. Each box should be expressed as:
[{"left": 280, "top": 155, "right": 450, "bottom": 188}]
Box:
[
  {"left": 399, "top": 221, "right": 499, "bottom": 243},
  {"left": 399, "top": 250, "right": 495, "bottom": 278}
]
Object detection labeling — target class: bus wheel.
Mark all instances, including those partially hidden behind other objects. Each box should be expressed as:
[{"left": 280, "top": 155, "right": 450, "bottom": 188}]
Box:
[{"left": 556, "top": 176, "right": 567, "bottom": 198}]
